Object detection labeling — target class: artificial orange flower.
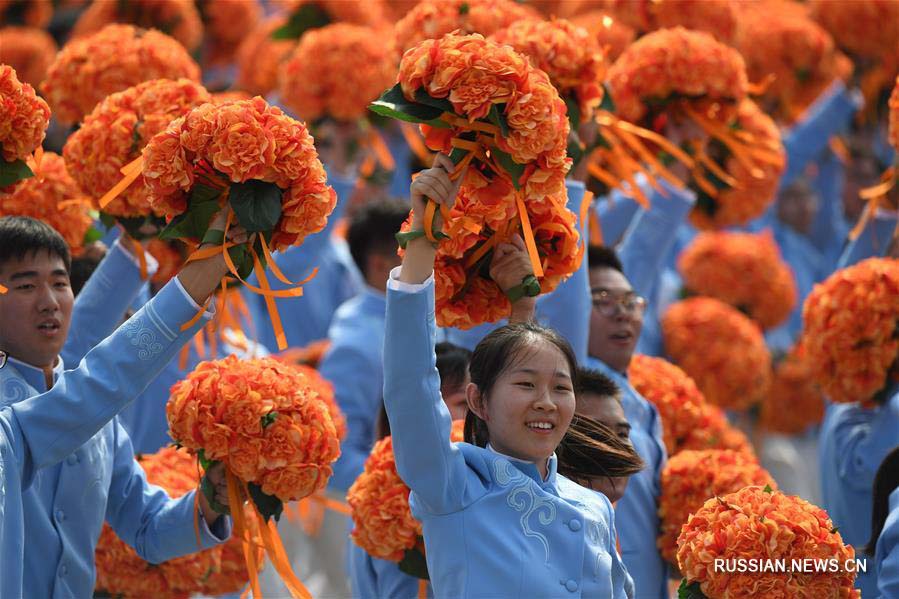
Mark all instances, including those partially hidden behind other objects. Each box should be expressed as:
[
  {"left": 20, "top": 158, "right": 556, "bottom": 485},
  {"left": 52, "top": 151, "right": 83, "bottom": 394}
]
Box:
[
  {"left": 196, "top": 0, "right": 262, "bottom": 65},
  {"left": 167, "top": 356, "right": 342, "bottom": 502},
  {"left": 890, "top": 76, "right": 899, "bottom": 151},
  {"left": 63, "top": 78, "right": 211, "bottom": 219},
  {"left": 287, "top": 363, "right": 347, "bottom": 440},
  {"left": 677, "top": 486, "right": 861, "bottom": 598},
  {"left": 41, "top": 24, "right": 200, "bottom": 125},
  {"left": 802, "top": 257, "right": 899, "bottom": 405},
  {"left": 760, "top": 342, "right": 826, "bottom": 435},
  {"left": 0, "top": 26, "right": 57, "bottom": 88},
  {"left": 278, "top": 23, "right": 398, "bottom": 122},
  {"left": 233, "top": 16, "right": 297, "bottom": 97},
  {"left": 0, "top": 152, "right": 92, "bottom": 256},
  {"left": 71, "top": 0, "right": 203, "bottom": 51},
  {"left": 651, "top": 0, "right": 737, "bottom": 44},
  {"left": 809, "top": 0, "right": 899, "bottom": 64},
  {"left": 0, "top": 64, "right": 49, "bottom": 164},
  {"left": 663, "top": 297, "right": 771, "bottom": 411},
  {"left": 678, "top": 230, "right": 797, "bottom": 330},
  {"left": 659, "top": 449, "right": 776, "bottom": 564},
  {"left": 276, "top": 0, "right": 389, "bottom": 29}
]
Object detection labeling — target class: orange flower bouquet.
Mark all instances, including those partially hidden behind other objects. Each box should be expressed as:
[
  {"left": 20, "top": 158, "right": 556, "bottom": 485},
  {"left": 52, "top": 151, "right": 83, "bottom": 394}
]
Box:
[
  {"left": 373, "top": 32, "right": 582, "bottom": 329},
  {"left": 195, "top": 0, "right": 262, "bottom": 66},
  {"left": 570, "top": 11, "right": 636, "bottom": 62},
  {"left": 678, "top": 230, "right": 797, "bottom": 330},
  {"left": 94, "top": 447, "right": 226, "bottom": 598},
  {"left": 70, "top": 0, "right": 203, "bottom": 51},
  {"left": 676, "top": 485, "right": 860, "bottom": 598},
  {"left": 802, "top": 257, "right": 899, "bottom": 405},
  {"left": 649, "top": 0, "right": 737, "bottom": 44},
  {"left": 272, "top": 0, "right": 389, "bottom": 41},
  {"left": 0, "top": 26, "right": 57, "bottom": 88},
  {"left": 393, "top": 0, "right": 538, "bottom": 54},
  {"left": 62, "top": 78, "right": 212, "bottom": 237},
  {"left": 0, "top": 64, "right": 49, "bottom": 188},
  {"left": 0, "top": 152, "right": 94, "bottom": 255},
  {"left": 659, "top": 449, "right": 775, "bottom": 565},
  {"left": 348, "top": 421, "right": 464, "bottom": 578},
  {"left": 167, "top": 355, "right": 342, "bottom": 596},
  {"left": 41, "top": 24, "right": 200, "bottom": 126},
  {"left": 760, "top": 343, "right": 826, "bottom": 435},
  {"left": 234, "top": 16, "right": 297, "bottom": 97},
  {"left": 662, "top": 297, "right": 772, "bottom": 411},
  {"left": 689, "top": 406, "right": 755, "bottom": 457}
]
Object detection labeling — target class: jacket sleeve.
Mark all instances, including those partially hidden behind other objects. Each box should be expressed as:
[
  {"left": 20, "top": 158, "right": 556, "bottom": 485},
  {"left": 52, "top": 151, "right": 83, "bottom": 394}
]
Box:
[
  {"left": 62, "top": 239, "right": 159, "bottom": 367},
  {"left": 383, "top": 272, "right": 478, "bottom": 514},
  {"left": 8, "top": 278, "right": 213, "bottom": 486},
  {"left": 831, "top": 398, "right": 899, "bottom": 492},
  {"left": 105, "top": 420, "right": 229, "bottom": 563},
  {"left": 836, "top": 210, "right": 899, "bottom": 269}
]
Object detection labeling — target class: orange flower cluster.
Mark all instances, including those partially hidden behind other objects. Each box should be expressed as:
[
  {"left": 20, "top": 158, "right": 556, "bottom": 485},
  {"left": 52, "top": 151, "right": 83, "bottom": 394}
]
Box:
[
  {"left": 0, "top": 0, "right": 52, "bottom": 28},
  {"left": 197, "top": 0, "right": 262, "bottom": 65},
  {"left": 490, "top": 18, "right": 607, "bottom": 122},
  {"left": 279, "top": 23, "right": 398, "bottom": 122},
  {"left": 662, "top": 297, "right": 772, "bottom": 411},
  {"left": 760, "top": 343, "right": 826, "bottom": 435},
  {"left": 689, "top": 100, "right": 787, "bottom": 230},
  {"left": 348, "top": 421, "right": 464, "bottom": 562},
  {"left": 71, "top": 0, "right": 203, "bottom": 51},
  {"left": 659, "top": 449, "right": 775, "bottom": 564},
  {"left": 677, "top": 486, "right": 860, "bottom": 598},
  {"left": 809, "top": 0, "right": 899, "bottom": 63},
  {"left": 287, "top": 363, "right": 347, "bottom": 440},
  {"left": 0, "top": 26, "right": 57, "bottom": 88},
  {"left": 678, "top": 230, "right": 797, "bottom": 330},
  {"left": 63, "top": 78, "right": 212, "bottom": 218},
  {"left": 802, "top": 257, "right": 899, "bottom": 405},
  {"left": 0, "top": 152, "right": 92, "bottom": 255},
  {"left": 394, "top": 0, "right": 538, "bottom": 53},
  {"left": 212, "top": 90, "right": 253, "bottom": 105},
  {"left": 652, "top": 0, "right": 737, "bottom": 44},
  {"left": 41, "top": 24, "right": 200, "bottom": 125},
  {"left": 570, "top": 11, "right": 636, "bottom": 62},
  {"left": 277, "top": 0, "right": 389, "bottom": 29},
  {"left": 141, "top": 96, "right": 336, "bottom": 250},
  {"left": 694, "top": 406, "right": 756, "bottom": 457},
  {"left": 606, "top": 27, "right": 748, "bottom": 125},
  {"left": 0, "top": 64, "right": 48, "bottom": 166},
  {"left": 395, "top": 33, "right": 580, "bottom": 329},
  {"left": 234, "top": 16, "right": 296, "bottom": 97},
  {"left": 167, "top": 355, "right": 342, "bottom": 502},
  {"left": 737, "top": 6, "right": 846, "bottom": 124}
]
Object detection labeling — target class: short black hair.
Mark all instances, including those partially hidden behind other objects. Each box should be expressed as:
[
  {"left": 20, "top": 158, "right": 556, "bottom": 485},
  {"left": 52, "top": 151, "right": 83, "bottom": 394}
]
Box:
[
  {"left": 70, "top": 250, "right": 106, "bottom": 296},
  {"left": 575, "top": 367, "right": 620, "bottom": 400},
  {"left": 436, "top": 342, "right": 472, "bottom": 389},
  {"left": 0, "top": 216, "right": 71, "bottom": 274},
  {"left": 588, "top": 244, "right": 623, "bottom": 273},
  {"left": 347, "top": 199, "right": 410, "bottom": 276}
]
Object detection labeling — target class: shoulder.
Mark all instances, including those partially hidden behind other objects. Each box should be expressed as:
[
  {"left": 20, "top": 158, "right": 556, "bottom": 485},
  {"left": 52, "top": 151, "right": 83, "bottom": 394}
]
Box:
[{"left": 557, "top": 475, "right": 613, "bottom": 514}]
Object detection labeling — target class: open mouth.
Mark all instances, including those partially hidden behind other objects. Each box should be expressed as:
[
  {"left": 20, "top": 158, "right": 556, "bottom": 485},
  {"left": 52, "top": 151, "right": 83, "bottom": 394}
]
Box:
[
  {"left": 609, "top": 331, "right": 634, "bottom": 343},
  {"left": 526, "top": 421, "right": 555, "bottom": 433},
  {"left": 37, "top": 320, "right": 61, "bottom": 336}
]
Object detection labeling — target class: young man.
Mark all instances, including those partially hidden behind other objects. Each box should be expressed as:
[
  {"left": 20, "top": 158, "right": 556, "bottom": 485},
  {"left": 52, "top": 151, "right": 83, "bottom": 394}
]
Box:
[{"left": 0, "top": 215, "right": 242, "bottom": 598}]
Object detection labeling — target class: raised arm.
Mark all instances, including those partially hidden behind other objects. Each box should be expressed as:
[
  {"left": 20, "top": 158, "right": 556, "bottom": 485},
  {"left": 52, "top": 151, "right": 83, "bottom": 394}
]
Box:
[
  {"left": 836, "top": 209, "right": 899, "bottom": 269},
  {"left": 830, "top": 398, "right": 899, "bottom": 494}
]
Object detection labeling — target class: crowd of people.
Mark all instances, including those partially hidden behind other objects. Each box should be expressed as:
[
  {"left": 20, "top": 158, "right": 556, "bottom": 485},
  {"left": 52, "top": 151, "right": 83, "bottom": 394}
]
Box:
[{"left": 1, "top": 0, "right": 899, "bottom": 598}]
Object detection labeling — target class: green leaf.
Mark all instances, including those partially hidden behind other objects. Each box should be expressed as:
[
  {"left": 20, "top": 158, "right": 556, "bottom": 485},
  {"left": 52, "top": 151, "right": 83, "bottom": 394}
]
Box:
[
  {"left": 678, "top": 580, "right": 707, "bottom": 599},
  {"left": 397, "top": 542, "right": 430, "bottom": 580},
  {"left": 271, "top": 2, "right": 331, "bottom": 40},
  {"left": 227, "top": 244, "right": 254, "bottom": 280},
  {"left": 487, "top": 103, "right": 510, "bottom": 139},
  {"left": 490, "top": 147, "right": 525, "bottom": 190},
  {"left": 599, "top": 83, "right": 616, "bottom": 114},
  {"left": 567, "top": 136, "right": 585, "bottom": 167},
  {"left": 831, "top": 526, "right": 840, "bottom": 534},
  {"left": 369, "top": 84, "right": 451, "bottom": 128},
  {"left": 564, "top": 96, "right": 581, "bottom": 133},
  {"left": 458, "top": 2, "right": 470, "bottom": 15},
  {"left": 0, "top": 158, "right": 34, "bottom": 188},
  {"left": 413, "top": 88, "right": 454, "bottom": 114},
  {"left": 82, "top": 227, "right": 104, "bottom": 245},
  {"left": 99, "top": 212, "right": 117, "bottom": 231},
  {"left": 795, "top": 67, "right": 811, "bottom": 83},
  {"left": 763, "top": 484, "right": 774, "bottom": 494},
  {"left": 248, "top": 482, "right": 284, "bottom": 522},
  {"left": 261, "top": 411, "right": 278, "bottom": 428},
  {"left": 159, "top": 184, "right": 223, "bottom": 241},
  {"left": 228, "top": 180, "right": 283, "bottom": 233}
]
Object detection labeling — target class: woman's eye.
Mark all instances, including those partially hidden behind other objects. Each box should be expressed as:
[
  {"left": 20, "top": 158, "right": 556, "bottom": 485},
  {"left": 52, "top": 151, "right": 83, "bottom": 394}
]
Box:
[
  {"left": 516, "top": 381, "right": 534, "bottom": 388},
  {"left": 555, "top": 385, "right": 572, "bottom": 392}
]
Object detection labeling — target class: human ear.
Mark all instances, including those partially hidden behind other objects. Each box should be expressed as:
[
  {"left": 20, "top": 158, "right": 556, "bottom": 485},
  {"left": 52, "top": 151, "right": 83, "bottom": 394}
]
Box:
[{"left": 465, "top": 382, "right": 488, "bottom": 422}]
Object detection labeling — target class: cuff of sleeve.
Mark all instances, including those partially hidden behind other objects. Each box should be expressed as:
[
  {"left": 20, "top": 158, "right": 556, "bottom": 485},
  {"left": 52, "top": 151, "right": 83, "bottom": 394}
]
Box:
[
  {"left": 112, "top": 239, "right": 160, "bottom": 277},
  {"left": 199, "top": 509, "right": 232, "bottom": 542},
  {"left": 171, "top": 276, "right": 217, "bottom": 316},
  {"left": 387, "top": 266, "right": 434, "bottom": 294}
]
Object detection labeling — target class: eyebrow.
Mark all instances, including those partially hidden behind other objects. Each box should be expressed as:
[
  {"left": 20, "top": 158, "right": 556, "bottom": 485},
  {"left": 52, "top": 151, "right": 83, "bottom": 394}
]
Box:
[
  {"left": 9, "top": 271, "right": 38, "bottom": 281},
  {"left": 590, "top": 286, "right": 634, "bottom": 294},
  {"left": 511, "top": 368, "right": 572, "bottom": 379}
]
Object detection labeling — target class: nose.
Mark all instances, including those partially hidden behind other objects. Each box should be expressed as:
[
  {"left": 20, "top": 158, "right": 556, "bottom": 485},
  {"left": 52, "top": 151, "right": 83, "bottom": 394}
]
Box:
[
  {"left": 532, "top": 386, "right": 556, "bottom": 411},
  {"left": 36, "top": 282, "right": 60, "bottom": 314}
]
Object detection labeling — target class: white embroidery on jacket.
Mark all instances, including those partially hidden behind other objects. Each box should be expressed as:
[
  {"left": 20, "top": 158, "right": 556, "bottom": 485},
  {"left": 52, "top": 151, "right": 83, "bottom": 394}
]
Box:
[{"left": 121, "top": 317, "right": 163, "bottom": 360}]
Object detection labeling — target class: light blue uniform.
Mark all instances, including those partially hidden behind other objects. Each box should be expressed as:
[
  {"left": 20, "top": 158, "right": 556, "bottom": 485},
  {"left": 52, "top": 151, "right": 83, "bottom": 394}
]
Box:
[
  {"left": 820, "top": 392, "right": 899, "bottom": 597},
  {"left": 440, "top": 181, "right": 591, "bottom": 363},
  {"left": 384, "top": 273, "right": 634, "bottom": 598},
  {"left": 877, "top": 487, "right": 899, "bottom": 599},
  {"left": 245, "top": 171, "right": 364, "bottom": 351},
  {"left": 0, "top": 277, "right": 217, "bottom": 598},
  {"left": 837, "top": 210, "right": 899, "bottom": 270},
  {"left": 349, "top": 544, "right": 433, "bottom": 599}
]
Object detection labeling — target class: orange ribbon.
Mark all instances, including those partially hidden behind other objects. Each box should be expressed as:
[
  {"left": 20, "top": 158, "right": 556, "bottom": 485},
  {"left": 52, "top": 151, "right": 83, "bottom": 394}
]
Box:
[
  {"left": 31, "top": 146, "right": 44, "bottom": 179},
  {"left": 366, "top": 128, "right": 396, "bottom": 171},
  {"left": 0, "top": 284, "right": 7, "bottom": 294},
  {"left": 515, "top": 194, "right": 544, "bottom": 278},
  {"left": 400, "top": 123, "right": 434, "bottom": 164},
  {"left": 227, "top": 472, "right": 264, "bottom": 599},
  {"left": 418, "top": 579, "right": 429, "bottom": 599},
  {"left": 851, "top": 167, "right": 896, "bottom": 240},
  {"left": 98, "top": 156, "right": 144, "bottom": 209}
]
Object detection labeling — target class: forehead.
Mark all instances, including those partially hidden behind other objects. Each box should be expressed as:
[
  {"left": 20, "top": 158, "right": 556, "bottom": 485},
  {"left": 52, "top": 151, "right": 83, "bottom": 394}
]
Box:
[
  {"left": 506, "top": 336, "right": 572, "bottom": 378},
  {"left": 589, "top": 266, "right": 632, "bottom": 293},
  {"left": 0, "top": 250, "right": 69, "bottom": 277},
  {"left": 577, "top": 392, "right": 625, "bottom": 423}
]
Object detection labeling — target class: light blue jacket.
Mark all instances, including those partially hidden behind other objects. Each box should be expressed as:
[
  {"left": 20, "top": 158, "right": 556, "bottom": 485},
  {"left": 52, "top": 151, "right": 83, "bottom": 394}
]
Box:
[
  {"left": 440, "top": 181, "right": 591, "bottom": 363},
  {"left": 383, "top": 274, "right": 633, "bottom": 598},
  {"left": 837, "top": 210, "right": 899, "bottom": 270},
  {"left": 819, "top": 392, "right": 899, "bottom": 598},
  {"left": 246, "top": 171, "right": 364, "bottom": 350},
  {"left": 0, "top": 278, "right": 217, "bottom": 598},
  {"left": 320, "top": 288, "right": 387, "bottom": 492},
  {"left": 349, "top": 542, "right": 433, "bottom": 599},
  {"left": 877, "top": 487, "right": 899, "bottom": 599}
]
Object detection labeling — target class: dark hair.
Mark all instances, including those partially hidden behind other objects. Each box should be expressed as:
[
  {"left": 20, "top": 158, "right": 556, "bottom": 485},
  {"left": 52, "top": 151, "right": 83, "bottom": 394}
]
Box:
[
  {"left": 69, "top": 249, "right": 107, "bottom": 296},
  {"left": 464, "top": 322, "right": 579, "bottom": 447},
  {"left": 347, "top": 199, "right": 410, "bottom": 276},
  {"left": 575, "top": 367, "right": 620, "bottom": 402},
  {"left": 0, "top": 216, "right": 71, "bottom": 274},
  {"left": 377, "top": 342, "right": 473, "bottom": 440},
  {"left": 865, "top": 446, "right": 899, "bottom": 555},
  {"left": 556, "top": 414, "right": 644, "bottom": 482},
  {"left": 587, "top": 245, "right": 623, "bottom": 273}
]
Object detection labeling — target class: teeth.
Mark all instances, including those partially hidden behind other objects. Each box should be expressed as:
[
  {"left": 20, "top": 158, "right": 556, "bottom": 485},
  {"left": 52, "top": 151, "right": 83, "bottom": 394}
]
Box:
[{"left": 528, "top": 422, "right": 553, "bottom": 430}]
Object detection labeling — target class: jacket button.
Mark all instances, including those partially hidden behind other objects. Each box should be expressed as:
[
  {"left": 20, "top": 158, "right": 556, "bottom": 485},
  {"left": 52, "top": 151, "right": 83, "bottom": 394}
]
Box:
[
  {"left": 565, "top": 580, "right": 578, "bottom": 592},
  {"left": 56, "top": 509, "right": 65, "bottom": 522},
  {"left": 66, "top": 455, "right": 77, "bottom": 465},
  {"left": 568, "top": 519, "right": 582, "bottom": 532}
]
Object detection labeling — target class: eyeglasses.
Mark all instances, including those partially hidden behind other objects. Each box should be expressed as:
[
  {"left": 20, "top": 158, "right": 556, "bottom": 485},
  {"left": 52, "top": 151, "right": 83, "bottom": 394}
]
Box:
[{"left": 591, "top": 291, "right": 646, "bottom": 317}]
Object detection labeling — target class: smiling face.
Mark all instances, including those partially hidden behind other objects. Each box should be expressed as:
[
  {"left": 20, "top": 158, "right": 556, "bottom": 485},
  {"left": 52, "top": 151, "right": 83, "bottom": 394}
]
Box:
[
  {"left": 467, "top": 336, "right": 576, "bottom": 476},
  {"left": 588, "top": 267, "right": 643, "bottom": 373},
  {"left": 0, "top": 251, "right": 73, "bottom": 369},
  {"left": 577, "top": 392, "right": 633, "bottom": 503}
]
